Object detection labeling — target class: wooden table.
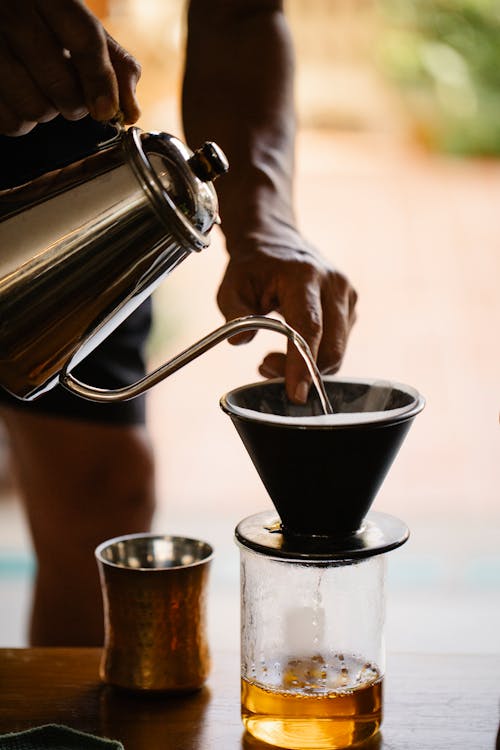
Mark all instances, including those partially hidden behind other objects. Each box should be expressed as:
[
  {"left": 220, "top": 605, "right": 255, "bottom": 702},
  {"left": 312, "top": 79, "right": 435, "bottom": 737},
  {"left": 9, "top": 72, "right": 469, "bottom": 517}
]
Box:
[{"left": 0, "top": 649, "right": 498, "bottom": 749}]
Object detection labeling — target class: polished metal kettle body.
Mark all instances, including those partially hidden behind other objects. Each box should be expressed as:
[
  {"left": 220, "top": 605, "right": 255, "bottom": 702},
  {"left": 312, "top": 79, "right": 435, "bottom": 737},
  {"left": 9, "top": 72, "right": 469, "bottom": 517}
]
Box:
[{"left": 0, "top": 126, "right": 227, "bottom": 401}]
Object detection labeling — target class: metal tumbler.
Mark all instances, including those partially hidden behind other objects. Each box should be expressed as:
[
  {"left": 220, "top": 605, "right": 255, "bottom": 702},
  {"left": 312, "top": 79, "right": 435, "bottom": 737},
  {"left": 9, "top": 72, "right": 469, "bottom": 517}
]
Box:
[{"left": 95, "top": 533, "right": 213, "bottom": 692}]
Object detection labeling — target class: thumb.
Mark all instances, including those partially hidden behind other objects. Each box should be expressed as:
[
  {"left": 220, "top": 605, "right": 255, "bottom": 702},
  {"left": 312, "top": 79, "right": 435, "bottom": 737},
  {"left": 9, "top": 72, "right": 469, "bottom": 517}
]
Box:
[{"left": 106, "top": 33, "right": 141, "bottom": 124}]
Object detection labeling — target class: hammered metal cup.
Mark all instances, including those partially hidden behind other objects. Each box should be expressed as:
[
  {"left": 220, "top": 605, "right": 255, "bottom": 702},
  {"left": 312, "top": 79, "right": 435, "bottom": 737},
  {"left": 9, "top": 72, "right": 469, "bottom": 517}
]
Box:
[{"left": 95, "top": 533, "right": 213, "bottom": 692}]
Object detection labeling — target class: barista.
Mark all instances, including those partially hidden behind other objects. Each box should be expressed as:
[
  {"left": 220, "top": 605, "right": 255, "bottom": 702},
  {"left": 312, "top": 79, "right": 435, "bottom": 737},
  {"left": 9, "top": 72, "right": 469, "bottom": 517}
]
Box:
[{"left": 0, "top": 0, "right": 357, "bottom": 645}]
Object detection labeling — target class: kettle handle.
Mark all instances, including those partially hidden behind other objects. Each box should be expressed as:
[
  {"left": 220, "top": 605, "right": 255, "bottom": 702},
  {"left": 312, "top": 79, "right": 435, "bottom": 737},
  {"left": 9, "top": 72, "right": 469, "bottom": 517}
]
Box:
[{"left": 60, "top": 315, "right": 322, "bottom": 404}]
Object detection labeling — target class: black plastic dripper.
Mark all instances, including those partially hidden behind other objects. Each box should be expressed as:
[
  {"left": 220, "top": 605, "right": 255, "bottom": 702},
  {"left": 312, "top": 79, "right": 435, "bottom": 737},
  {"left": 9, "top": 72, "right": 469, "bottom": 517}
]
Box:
[{"left": 220, "top": 377, "right": 425, "bottom": 538}]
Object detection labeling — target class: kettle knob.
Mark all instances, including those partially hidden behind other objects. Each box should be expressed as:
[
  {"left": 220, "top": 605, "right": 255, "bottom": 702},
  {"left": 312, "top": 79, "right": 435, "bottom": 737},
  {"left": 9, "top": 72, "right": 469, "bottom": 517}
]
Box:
[{"left": 188, "top": 142, "right": 229, "bottom": 182}]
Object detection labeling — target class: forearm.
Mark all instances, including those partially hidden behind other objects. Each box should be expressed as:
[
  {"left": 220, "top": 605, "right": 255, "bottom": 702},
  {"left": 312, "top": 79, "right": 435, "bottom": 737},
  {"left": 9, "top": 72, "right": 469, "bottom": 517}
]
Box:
[{"left": 182, "top": 0, "right": 298, "bottom": 253}]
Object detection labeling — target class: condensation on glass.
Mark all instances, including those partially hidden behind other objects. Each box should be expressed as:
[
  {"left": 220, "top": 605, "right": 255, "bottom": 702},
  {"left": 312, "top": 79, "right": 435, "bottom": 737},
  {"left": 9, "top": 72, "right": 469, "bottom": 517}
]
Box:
[{"left": 238, "top": 537, "right": 387, "bottom": 749}]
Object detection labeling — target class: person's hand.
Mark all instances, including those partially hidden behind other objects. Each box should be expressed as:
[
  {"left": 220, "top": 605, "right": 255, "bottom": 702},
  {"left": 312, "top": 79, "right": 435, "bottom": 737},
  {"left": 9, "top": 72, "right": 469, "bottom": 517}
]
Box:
[
  {"left": 0, "top": 0, "right": 141, "bottom": 136},
  {"left": 217, "top": 240, "right": 357, "bottom": 404}
]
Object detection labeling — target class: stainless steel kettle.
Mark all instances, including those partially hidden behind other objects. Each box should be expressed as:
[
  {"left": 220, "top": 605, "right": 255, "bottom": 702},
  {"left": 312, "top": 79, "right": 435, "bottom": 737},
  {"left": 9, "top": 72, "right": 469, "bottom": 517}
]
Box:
[{"left": 0, "top": 126, "right": 228, "bottom": 401}]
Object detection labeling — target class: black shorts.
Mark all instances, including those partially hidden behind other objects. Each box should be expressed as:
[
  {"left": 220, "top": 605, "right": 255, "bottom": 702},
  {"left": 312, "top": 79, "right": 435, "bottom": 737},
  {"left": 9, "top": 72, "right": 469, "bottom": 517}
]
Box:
[{"left": 0, "top": 116, "right": 152, "bottom": 425}]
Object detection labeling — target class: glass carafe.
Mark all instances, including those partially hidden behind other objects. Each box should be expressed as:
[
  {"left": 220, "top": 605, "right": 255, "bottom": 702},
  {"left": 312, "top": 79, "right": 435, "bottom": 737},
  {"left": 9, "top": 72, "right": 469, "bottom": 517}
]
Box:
[{"left": 236, "top": 510, "right": 407, "bottom": 750}]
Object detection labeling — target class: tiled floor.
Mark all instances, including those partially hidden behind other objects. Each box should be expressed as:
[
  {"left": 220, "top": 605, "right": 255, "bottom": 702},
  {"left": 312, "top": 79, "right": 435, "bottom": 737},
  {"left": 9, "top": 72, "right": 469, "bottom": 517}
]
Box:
[{"left": 1, "top": 129, "right": 499, "bottom": 653}]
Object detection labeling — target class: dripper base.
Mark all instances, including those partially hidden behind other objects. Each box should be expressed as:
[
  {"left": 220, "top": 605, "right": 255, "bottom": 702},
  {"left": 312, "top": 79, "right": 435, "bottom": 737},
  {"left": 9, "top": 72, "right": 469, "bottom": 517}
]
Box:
[{"left": 235, "top": 510, "right": 409, "bottom": 561}]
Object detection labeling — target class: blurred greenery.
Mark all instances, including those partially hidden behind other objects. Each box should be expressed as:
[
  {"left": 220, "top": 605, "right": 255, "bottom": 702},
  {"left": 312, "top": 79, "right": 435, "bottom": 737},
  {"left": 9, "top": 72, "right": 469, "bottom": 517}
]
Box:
[{"left": 378, "top": 0, "right": 500, "bottom": 155}]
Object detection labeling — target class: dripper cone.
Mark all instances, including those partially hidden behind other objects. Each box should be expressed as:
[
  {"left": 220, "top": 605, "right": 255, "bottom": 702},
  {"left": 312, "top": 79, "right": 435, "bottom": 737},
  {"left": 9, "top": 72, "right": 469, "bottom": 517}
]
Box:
[{"left": 220, "top": 377, "right": 424, "bottom": 538}]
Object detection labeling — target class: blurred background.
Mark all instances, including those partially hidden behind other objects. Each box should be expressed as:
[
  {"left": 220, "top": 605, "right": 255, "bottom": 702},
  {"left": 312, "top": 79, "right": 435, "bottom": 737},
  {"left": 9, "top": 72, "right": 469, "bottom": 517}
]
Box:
[{"left": 0, "top": 0, "right": 498, "bottom": 654}]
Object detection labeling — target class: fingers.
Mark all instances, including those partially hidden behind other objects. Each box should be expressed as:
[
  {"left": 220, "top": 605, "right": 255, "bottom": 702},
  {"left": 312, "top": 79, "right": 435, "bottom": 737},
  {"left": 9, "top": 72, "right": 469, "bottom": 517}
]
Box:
[
  {"left": 259, "top": 352, "right": 286, "bottom": 378},
  {"left": 0, "top": 0, "right": 141, "bottom": 135},
  {"left": 258, "top": 267, "right": 357, "bottom": 403},
  {"left": 0, "top": 95, "right": 36, "bottom": 136},
  {"left": 0, "top": 41, "right": 58, "bottom": 135},
  {"left": 0, "top": 3, "right": 90, "bottom": 125},
  {"left": 217, "top": 248, "right": 358, "bottom": 405},
  {"left": 38, "top": 0, "right": 118, "bottom": 120},
  {"left": 277, "top": 276, "right": 324, "bottom": 404},
  {"left": 316, "top": 273, "right": 358, "bottom": 375},
  {"left": 106, "top": 33, "right": 141, "bottom": 124}
]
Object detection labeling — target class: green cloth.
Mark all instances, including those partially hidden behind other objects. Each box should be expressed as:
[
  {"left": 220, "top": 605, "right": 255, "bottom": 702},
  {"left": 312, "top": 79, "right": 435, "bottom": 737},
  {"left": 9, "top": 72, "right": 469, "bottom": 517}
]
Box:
[{"left": 0, "top": 725, "right": 123, "bottom": 750}]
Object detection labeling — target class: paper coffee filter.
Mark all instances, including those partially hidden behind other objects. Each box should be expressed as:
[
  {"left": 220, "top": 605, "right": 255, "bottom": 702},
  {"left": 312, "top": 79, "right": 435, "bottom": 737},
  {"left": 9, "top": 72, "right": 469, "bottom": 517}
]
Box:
[{"left": 223, "top": 377, "right": 422, "bottom": 428}]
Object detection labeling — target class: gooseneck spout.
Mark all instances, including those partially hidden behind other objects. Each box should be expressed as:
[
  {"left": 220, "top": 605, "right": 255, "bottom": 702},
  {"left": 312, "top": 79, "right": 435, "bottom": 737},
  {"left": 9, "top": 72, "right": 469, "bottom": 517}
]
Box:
[{"left": 61, "top": 315, "right": 333, "bottom": 413}]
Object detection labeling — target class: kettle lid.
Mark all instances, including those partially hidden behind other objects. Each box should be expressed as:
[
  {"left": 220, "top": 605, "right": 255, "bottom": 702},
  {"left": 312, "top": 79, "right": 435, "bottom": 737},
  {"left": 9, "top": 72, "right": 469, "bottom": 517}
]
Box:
[{"left": 124, "top": 127, "right": 228, "bottom": 250}]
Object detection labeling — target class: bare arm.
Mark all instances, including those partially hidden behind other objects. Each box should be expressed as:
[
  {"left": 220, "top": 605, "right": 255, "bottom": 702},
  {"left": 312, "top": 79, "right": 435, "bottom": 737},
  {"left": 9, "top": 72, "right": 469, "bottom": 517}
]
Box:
[{"left": 183, "top": 0, "right": 357, "bottom": 403}]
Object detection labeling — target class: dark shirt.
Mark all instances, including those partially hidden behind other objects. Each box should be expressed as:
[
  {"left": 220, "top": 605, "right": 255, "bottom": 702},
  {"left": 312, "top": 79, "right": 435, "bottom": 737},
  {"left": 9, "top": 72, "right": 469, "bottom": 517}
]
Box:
[{"left": 0, "top": 115, "right": 118, "bottom": 189}]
